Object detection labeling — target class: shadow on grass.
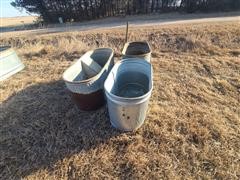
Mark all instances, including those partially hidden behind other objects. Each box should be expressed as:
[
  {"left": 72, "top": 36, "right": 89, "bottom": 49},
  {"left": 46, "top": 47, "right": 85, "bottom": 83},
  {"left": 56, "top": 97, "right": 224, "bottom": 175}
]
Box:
[{"left": 0, "top": 80, "right": 121, "bottom": 179}]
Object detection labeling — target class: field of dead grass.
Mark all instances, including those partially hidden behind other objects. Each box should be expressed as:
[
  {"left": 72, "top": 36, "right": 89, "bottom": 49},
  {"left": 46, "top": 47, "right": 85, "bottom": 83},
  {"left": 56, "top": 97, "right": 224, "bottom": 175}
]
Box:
[
  {"left": 0, "top": 21, "right": 240, "bottom": 179},
  {"left": 0, "top": 16, "right": 37, "bottom": 27}
]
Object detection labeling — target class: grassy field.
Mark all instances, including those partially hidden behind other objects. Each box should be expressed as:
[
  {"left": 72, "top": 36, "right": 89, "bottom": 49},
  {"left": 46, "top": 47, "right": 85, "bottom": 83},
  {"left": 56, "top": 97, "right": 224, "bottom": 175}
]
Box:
[
  {"left": 0, "top": 21, "right": 240, "bottom": 179},
  {"left": 0, "top": 16, "right": 37, "bottom": 27}
]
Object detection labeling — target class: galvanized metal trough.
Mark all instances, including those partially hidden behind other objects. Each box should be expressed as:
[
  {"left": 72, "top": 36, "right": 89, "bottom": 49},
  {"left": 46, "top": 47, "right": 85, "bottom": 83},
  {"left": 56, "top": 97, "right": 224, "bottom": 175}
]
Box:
[
  {"left": 122, "top": 41, "right": 152, "bottom": 62},
  {"left": 63, "top": 48, "right": 114, "bottom": 111},
  {"left": 104, "top": 58, "right": 153, "bottom": 131},
  {"left": 0, "top": 46, "right": 24, "bottom": 81}
]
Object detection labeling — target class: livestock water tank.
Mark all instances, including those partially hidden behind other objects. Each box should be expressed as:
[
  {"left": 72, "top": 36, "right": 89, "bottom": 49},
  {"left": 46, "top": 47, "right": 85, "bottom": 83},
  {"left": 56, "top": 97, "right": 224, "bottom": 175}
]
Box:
[
  {"left": 104, "top": 58, "right": 153, "bottom": 131},
  {"left": 63, "top": 48, "right": 114, "bottom": 111},
  {"left": 122, "top": 41, "right": 151, "bottom": 62},
  {"left": 0, "top": 46, "right": 24, "bottom": 81}
]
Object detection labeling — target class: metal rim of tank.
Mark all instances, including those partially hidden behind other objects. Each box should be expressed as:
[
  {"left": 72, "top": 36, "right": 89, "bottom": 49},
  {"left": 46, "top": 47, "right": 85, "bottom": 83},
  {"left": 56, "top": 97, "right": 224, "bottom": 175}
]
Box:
[
  {"left": 62, "top": 47, "right": 114, "bottom": 84},
  {"left": 121, "top": 41, "right": 152, "bottom": 56},
  {"left": 104, "top": 58, "right": 153, "bottom": 101}
]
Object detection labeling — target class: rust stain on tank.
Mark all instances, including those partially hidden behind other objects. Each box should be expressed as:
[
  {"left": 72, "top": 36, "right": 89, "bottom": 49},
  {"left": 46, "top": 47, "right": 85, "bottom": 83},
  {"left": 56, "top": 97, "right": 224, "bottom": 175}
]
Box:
[{"left": 70, "top": 89, "right": 105, "bottom": 111}]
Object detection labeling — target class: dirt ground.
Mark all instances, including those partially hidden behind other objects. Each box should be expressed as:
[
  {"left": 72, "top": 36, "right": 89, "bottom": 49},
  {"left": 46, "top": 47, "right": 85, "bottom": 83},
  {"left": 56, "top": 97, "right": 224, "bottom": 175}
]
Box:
[{"left": 0, "top": 21, "right": 240, "bottom": 179}]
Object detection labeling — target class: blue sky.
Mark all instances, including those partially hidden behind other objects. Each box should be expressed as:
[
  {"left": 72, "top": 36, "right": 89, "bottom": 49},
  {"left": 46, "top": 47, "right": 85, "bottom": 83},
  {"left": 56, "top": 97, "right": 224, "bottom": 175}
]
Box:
[{"left": 1, "top": 0, "right": 30, "bottom": 17}]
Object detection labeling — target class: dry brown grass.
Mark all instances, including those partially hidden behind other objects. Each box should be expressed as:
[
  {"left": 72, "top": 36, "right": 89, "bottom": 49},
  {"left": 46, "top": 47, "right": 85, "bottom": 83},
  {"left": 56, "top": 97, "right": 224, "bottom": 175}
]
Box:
[
  {"left": 0, "top": 16, "right": 37, "bottom": 27},
  {"left": 0, "top": 21, "right": 240, "bottom": 179}
]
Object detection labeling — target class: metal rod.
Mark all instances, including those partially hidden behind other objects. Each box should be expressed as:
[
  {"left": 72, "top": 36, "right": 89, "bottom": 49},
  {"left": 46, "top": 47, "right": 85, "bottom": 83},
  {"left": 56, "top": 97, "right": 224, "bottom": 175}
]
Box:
[{"left": 125, "top": 21, "right": 129, "bottom": 43}]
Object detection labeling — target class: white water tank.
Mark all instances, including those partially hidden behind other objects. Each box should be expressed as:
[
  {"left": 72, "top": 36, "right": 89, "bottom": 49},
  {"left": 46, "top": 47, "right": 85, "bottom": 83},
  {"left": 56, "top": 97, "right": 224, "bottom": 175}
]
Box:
[{"left": 0, "top": 46, "right": 24, "bottom": 81}]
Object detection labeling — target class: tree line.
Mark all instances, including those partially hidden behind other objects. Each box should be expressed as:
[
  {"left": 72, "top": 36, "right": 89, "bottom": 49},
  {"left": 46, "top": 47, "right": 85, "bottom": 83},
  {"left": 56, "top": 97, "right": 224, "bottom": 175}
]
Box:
[{"left": 11, "top": 0, "right": 240, "bottom": 23}]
